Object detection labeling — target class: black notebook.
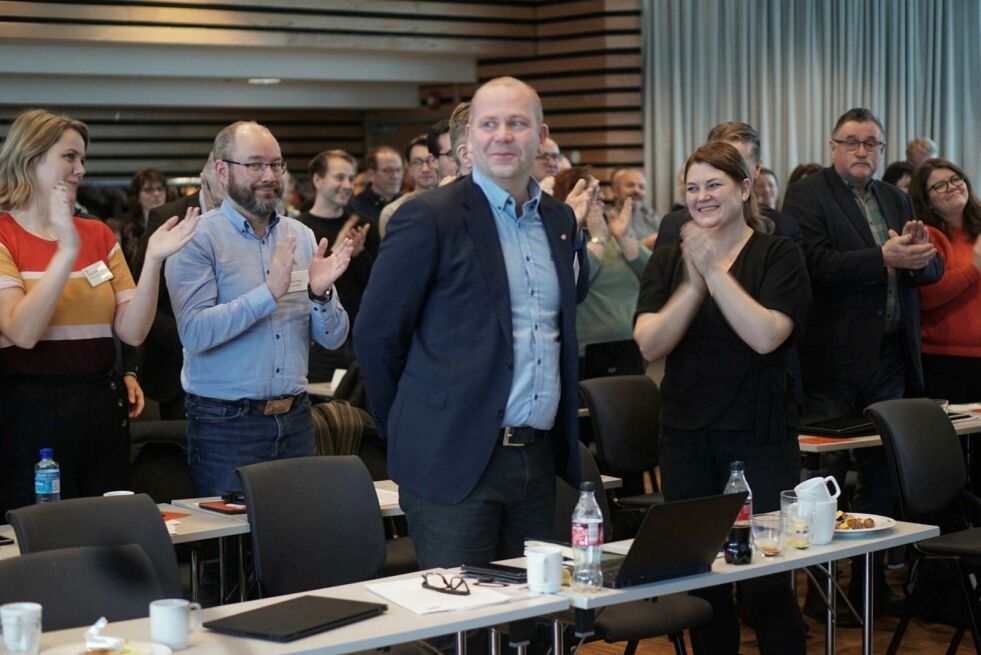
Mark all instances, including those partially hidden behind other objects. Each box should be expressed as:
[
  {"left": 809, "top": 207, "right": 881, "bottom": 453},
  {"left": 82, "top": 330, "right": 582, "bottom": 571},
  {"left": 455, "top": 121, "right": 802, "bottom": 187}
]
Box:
[{"left": 204, "top": 595, "right": 387, "bottom": 642}]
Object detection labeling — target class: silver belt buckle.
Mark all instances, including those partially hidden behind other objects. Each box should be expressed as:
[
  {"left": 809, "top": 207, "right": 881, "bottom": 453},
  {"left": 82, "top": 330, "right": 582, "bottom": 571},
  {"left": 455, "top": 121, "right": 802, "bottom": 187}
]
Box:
[{"left": 502, "top": 427, "right": 524, "bottom": 447}]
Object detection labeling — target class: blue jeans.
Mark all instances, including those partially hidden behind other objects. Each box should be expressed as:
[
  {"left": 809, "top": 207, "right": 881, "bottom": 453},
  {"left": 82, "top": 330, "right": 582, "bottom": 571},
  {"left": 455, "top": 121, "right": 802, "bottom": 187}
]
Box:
[
  {"left": 185, "top": 394, "right": 315, "bottom": 497},
  {"left": 399, "top": 437, "right": 557, "bottom": 569}
]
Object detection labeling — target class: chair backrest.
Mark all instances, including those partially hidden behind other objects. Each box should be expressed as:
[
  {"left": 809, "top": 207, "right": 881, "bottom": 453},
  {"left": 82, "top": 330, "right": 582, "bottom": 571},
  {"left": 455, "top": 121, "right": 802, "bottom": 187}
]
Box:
[
  {"left": 579, "top": 375, "right": 660, "bottom": 476},
  {"left": 236, "top": 456, "right": 386, "bottom": 597},
  {"left": 129, "top": 420, "right": 195, "bottom": 503},
  {"left": 581, "top": 339, "right": 645, "bottom": 380},
  {"left": 865, "top": 398, "right": 966, "bottom": 522},
  {"left": 553, "top": 442, "right": 613, "bottom": 543},
  {"left": 5, "top": 494, "right": 182, "bottom": 598},
  {"left": 0, "top": 545, "right": 163, "bottom": 630}
]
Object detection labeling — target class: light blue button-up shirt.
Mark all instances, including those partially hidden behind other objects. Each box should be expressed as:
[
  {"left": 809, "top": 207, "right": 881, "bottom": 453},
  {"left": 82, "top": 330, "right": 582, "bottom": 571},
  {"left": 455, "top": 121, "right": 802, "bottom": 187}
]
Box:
[
  {"left": 166, "top": 199, "right": 348, "bottom": 400},
  {"left": 472, "top": 169, "right": 561, "bottom": 431}
]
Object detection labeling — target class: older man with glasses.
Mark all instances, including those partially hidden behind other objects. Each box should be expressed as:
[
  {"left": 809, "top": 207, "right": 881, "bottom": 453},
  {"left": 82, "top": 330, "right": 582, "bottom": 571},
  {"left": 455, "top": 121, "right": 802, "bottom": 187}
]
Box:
[
  {"left": 166, "top": 120, "right": 354, "bottom": 497},
  {"left": 784, "top": 107, "right": 942, "bottom": 620}
]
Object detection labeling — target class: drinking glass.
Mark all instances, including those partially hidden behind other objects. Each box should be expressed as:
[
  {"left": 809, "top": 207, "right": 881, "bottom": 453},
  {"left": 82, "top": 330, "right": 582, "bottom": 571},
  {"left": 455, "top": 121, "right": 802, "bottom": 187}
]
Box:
[
  {"left": 780, "top": 490, "right": 812, "bottom": 550},
  {"left": 751, "top": 515, "right": 783, "bottom": 557}
]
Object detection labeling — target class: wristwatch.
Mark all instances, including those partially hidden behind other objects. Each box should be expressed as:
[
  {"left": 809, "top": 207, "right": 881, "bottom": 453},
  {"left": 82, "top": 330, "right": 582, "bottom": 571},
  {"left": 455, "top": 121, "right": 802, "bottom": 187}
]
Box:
[
  {"left": 307, "top": 284, "right": 334, "bottom": 304},
  {"left": 590, "top": 236, "right": 607, "bottom": 246}
]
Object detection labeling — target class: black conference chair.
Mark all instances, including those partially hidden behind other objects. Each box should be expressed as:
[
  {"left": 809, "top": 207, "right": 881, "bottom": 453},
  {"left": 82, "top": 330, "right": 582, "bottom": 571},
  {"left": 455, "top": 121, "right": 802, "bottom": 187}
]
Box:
[
  {"left": 579, "top": 375, "right": 662, "bottom": 509},
  {"left": 554, "top": 442, "right": 712, "bottom": 655},
  {"left": 129, "top": 419, "right": 195, "bottom": 504},
  {"left": 866, "top": 398, "right": 981, "bottom": 654},
  {"left": 236, "top": 456, "right": 387, "bottom": 597},
  {"left": 581, "top": 339, "right": 645, "bottom": 380},
  {"left": 6, "top": 493, "right": 182, "bottom": 599},
  {"left": 0, "top": 544, "right": 163, "bottom": 629}
]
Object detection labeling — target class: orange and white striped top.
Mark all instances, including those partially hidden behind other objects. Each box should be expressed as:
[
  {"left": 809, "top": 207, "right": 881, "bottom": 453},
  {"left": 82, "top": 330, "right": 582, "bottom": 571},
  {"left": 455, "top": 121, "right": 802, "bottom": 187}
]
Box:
[{"left": 0, "top": 214, "right": 135, "bottom": 375}]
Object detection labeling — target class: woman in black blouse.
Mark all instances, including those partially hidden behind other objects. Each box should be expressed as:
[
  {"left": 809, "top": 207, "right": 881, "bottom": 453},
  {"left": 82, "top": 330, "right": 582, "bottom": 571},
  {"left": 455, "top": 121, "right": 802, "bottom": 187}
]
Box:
[{"left": 634, "top": 141, "right": 810, "bottom": 655}]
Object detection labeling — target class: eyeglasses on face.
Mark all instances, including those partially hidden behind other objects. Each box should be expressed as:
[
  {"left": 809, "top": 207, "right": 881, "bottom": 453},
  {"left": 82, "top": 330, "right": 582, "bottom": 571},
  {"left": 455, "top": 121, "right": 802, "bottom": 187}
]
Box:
[
  {"left": 831, "top": 138, "right": 886, "bottom": 152},
  {"left": 409, "top": 157, "right": 433, "bottom": 167},
  {"left": 224, "top": 160, "right": 287, "bottom": 176},
  {"left": 421, "top": 573, "right": 470, "bottom": 596},
  {"left": 438, "top": 151, "right": 454, "bottom": 159},
  {"left": 536, "top": 153, "right": 562, "bottom": 162},
  {"left": 928, "top": 174, "right": 965, "bottom": 194}
]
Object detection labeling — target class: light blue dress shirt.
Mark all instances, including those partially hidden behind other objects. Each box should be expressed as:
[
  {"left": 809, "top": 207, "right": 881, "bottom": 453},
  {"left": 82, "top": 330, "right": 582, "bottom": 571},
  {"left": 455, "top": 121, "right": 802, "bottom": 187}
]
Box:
[
  {"left": 472, "top": 169, "right": 561, "bottom": 431},
  {"left": 166, "top": 199, "right": 348, "bottom": 400}
]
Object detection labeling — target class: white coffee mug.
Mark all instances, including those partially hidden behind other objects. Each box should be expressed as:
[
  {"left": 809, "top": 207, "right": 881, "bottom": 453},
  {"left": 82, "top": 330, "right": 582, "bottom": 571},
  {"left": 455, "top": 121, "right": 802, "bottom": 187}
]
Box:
[
  {"left": 1, "top": 602, "right": 42, "bottom": 655},
  {"left": 809, "top": 498, "right": 838, "bottom": 545},
  {"left": 524, "top": 546, "right": 563, "bottom": 594},
  {"left": 150, "top": 598, "right": 201, "bottom": 650},
  {"left": 794, "top": 475, "right": 841, "bottom": 503}
]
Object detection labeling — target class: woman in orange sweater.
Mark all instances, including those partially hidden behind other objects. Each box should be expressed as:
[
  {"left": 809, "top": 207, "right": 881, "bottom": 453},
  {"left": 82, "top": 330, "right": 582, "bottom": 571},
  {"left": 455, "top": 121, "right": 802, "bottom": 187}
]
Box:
[{"left": 910, "top": 158, "right": 981, "bottom": 402}]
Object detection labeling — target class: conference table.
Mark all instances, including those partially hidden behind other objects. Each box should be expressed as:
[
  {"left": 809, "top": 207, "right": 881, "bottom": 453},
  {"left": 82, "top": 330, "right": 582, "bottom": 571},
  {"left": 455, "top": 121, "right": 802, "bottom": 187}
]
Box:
[
  {"left": 798, "top": 411, "right": 981, "bottom": 453},
  {"left": 35, "top": 519, "right": 938, "bottom": 655}
]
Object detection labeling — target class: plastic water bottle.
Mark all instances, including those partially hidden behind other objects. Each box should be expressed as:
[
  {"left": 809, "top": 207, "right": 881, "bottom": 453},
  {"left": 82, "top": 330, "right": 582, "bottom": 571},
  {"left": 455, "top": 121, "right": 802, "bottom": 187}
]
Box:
[
  {"left": 34, "top": 448, "right": 60, "bottom": 503},
  {"left": 723, "top": 460, "right": 753, "bottom": 564},
  {"left": 571, "top": 481, "right": 604, "bottom": 589}
]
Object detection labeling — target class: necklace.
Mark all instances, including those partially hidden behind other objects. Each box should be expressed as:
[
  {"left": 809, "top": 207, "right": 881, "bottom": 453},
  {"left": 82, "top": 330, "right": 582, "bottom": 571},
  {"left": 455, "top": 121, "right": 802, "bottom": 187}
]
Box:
[{"left": 10, "top": 214, "right": 58, "bottom": 241}]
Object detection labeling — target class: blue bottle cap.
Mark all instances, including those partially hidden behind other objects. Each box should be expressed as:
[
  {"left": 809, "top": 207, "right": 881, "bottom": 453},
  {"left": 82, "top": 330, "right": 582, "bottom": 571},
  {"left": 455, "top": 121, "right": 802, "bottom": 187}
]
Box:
[{"left": 40, "top": 448, "right": 53, "bottom": 460}]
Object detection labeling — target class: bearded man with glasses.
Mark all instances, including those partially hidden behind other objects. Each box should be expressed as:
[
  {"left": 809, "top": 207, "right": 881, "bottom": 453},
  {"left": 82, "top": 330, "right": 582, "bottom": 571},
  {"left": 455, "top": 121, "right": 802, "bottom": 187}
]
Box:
[
  {"left": 784, "top": 107, "right": 942, "bottom": 620},
  {"left": 165, "top": 121, "right": 354, "bottom": 497}
]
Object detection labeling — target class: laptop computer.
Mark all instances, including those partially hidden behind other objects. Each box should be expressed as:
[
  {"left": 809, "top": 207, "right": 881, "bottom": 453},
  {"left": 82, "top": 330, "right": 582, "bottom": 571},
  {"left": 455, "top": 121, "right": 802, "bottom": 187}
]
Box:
[
  {"left": 204, "top": 595, "right": 387, "bottom": 642},
  {"left": 600, "top": 492, "right": 747, "bottom": 588},
  {"left": 799, "top": 415, "right": 875, "bottom": 437}
]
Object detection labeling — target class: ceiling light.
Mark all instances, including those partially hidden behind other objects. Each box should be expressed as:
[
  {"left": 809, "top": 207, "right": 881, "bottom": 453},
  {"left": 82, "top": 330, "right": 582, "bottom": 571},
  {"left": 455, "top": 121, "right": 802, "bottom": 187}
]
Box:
[{"left": 247, "top": 78, "right": 281, "bottom": 85}]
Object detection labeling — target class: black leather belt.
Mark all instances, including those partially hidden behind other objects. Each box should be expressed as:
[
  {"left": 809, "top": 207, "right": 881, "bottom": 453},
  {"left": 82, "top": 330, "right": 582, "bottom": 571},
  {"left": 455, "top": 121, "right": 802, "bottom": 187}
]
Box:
[
  {"left": 500, "top": 426, "right": 548, "bottom": 447},
  {"left": 189, "top": 392, "right": 307, "bottom": 416}
]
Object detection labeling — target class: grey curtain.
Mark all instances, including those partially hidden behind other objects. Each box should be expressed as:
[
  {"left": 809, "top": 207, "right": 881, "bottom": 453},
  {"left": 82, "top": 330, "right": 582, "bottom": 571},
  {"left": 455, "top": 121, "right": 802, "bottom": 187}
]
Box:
[{"left": 642, "top": 0, "right": 981, "bottom": 214}]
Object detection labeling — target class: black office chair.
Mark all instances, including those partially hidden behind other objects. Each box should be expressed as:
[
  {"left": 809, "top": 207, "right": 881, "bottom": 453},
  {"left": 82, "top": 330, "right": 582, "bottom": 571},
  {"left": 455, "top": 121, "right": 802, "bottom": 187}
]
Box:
[
  {"left": 0, "top": 545, "right": 163, "bottom": 629},
  {"left": 6, "top": 493, "right": 182, "bottom": 599},
  {"left": 554, "top": 442, "right": 712, "bottom": 655},
  {"left": 581, "top": 339, "right": 645, "bottom": 380},
  {"left": 866, "top": 398, "right": 981, "bottom": 654},
  {"left": 579, "top": 375, "right": 662, "bottom": 508},
  {"left": 129, "top": 419, "right": 195, "bottom": 503},
  {"left": 236, "top": 456, "right": 387, "bottom": 597}
]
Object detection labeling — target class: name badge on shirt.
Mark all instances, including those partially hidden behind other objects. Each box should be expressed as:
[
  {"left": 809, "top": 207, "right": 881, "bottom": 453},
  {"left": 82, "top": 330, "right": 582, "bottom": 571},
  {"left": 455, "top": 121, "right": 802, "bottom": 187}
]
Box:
[
  {"left": 288, "top": 269, "right": 310, "bottom": 294},
  {"left": 81, "top": 260, "right": 113, "bottom": 287}
]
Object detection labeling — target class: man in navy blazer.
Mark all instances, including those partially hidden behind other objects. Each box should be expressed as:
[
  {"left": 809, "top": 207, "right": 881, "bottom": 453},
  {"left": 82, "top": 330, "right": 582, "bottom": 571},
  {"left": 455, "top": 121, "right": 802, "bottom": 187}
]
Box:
[{"left": 354, "top": 77, "right": 588, "bottom": 568}]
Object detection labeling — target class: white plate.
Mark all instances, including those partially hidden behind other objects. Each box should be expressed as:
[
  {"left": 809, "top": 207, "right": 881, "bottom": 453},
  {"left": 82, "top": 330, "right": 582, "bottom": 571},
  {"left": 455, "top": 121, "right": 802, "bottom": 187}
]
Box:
[
  {"left": 834, "top": 513, "right": 896, "bottom": 536},
  {"left": 41, "top": 642, "right": 172, "bottom": 655}
]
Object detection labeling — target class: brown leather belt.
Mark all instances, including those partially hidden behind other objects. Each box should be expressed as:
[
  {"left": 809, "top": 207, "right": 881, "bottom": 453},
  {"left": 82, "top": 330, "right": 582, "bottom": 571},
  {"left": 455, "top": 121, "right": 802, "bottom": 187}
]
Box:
[{"left": 188, "top": 392, "right": 307, "bottom": 416}]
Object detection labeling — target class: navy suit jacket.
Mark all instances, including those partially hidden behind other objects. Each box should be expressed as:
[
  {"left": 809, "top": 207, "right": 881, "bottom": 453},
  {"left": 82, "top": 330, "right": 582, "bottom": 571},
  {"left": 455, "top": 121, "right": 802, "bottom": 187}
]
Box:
[
  {"left": 354, "top": 176, "right": 587, "bottom": 504},
  {"left": 782, "top": 167, "right": 943, "bottom": 393}
]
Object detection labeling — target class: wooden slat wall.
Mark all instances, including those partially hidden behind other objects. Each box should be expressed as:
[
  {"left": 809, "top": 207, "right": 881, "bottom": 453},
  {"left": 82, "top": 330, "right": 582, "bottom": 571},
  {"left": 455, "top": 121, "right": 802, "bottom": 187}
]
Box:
[
  {"left": 0, "top": 1, "right": 643, "bottom": 190},
  {"left": 411, "top": 0, "right": 643, "bottom": 188},
  {"left": 0, "top": 108, "right": 365, "bottom": 181},
  {"left": 0, "top": 1, "right": 538, "bottom": 55}
]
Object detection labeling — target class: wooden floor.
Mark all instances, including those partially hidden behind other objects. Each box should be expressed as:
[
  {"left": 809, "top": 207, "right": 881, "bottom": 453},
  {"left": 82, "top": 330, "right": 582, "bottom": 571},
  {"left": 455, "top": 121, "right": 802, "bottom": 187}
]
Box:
[{"left": 579, "top": 568, "right": 974, "bottom": 655}]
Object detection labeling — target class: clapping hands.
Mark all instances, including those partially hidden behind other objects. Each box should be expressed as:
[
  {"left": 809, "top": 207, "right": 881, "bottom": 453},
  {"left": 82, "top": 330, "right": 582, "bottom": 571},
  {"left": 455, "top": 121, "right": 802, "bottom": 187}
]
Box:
[{"left": 145, "top": 207, "right": 201, "bottom": 264}]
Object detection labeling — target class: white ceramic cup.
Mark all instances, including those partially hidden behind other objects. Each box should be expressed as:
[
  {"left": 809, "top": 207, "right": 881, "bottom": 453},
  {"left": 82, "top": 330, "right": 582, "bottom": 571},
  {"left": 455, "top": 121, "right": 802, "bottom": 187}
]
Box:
[
  {"left": 524, "top": 546, "right": 563, "bottom": 594},
  {"left": 102, "top": 490, "right": 135, "bottom": 496},
  {"left": 150, "top": 598, "right": 202, "bottom": 650},
  {"left": 1, "top": 602, "right": 42, "bottom": 655},
  {"left": 809, "top": 498, "right": 838, "bottom": 545},
  {"left": 794, "top": 475, "right": 841, "bottom": 503}
]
